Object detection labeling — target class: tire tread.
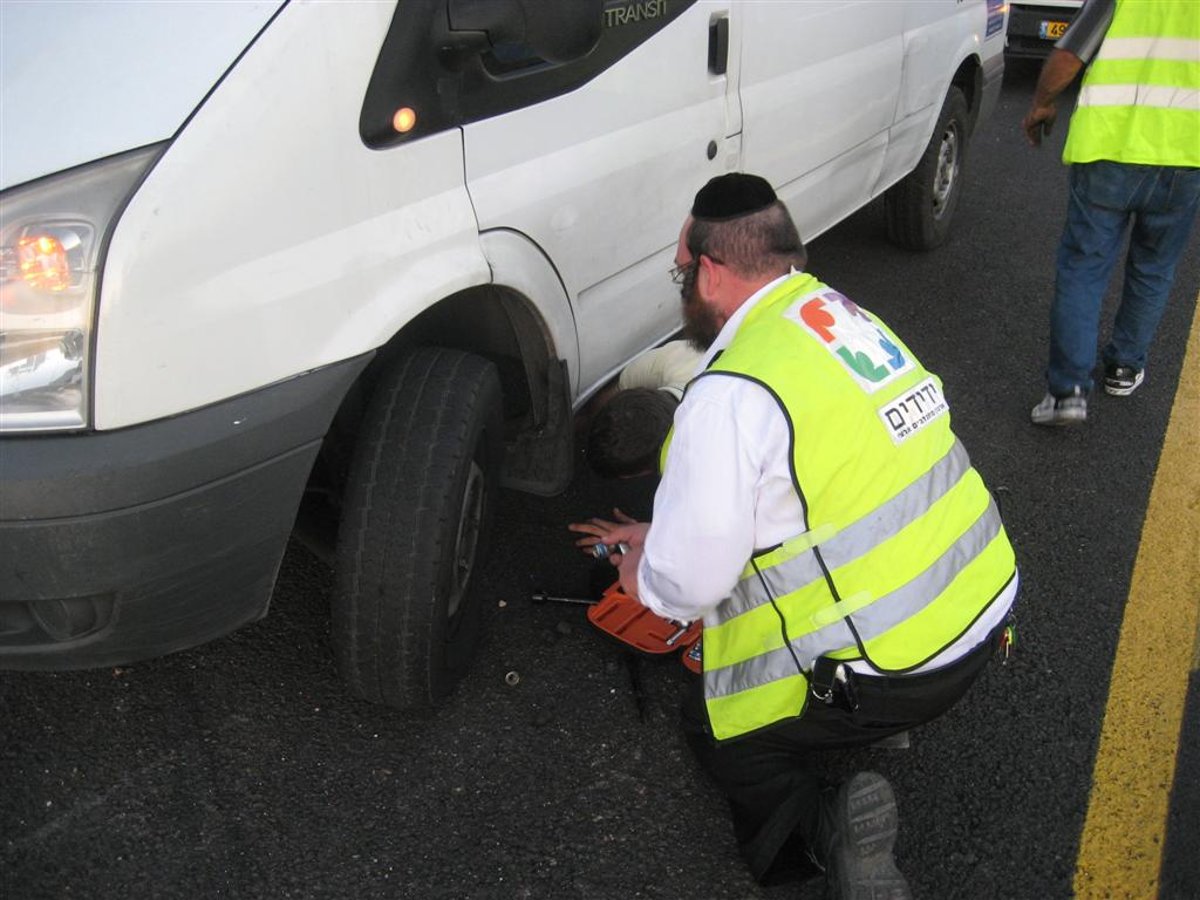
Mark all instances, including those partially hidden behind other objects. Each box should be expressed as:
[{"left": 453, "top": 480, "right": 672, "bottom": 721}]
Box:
[
  {"left": 884, "top": 86, "right": 970, "bottom": 251},
  {"left": 334, "top": 347, "right": 501, "bottom": 708}
]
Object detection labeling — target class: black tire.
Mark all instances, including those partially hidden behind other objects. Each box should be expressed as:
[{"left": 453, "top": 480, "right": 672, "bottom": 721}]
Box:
[
  {"left": 334, "top": 347, "right": 503, "bottom": 708},
  {"left": 884, "top": 86, "right": 970, "bottom": 251}
]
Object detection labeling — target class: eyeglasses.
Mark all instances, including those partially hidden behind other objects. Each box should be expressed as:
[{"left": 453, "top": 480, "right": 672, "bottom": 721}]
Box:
[
  {"left": 669, "top": 254, "right": 723, "bottom": 285},
  {"left": 668, "top": 261, "right": 693, "bottom": 285}
]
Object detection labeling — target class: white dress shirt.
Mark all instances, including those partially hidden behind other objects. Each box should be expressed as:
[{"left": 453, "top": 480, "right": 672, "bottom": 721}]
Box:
[
  {"left": 637, "top": 273, "right": 1016, "bottom": 673},
  {"left": 617, "top": 339, "right": 704, "bottom": 401}
]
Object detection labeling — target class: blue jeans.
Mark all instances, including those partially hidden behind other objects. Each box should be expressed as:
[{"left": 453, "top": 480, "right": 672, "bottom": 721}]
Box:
[{"left": 1047, "top": 161, "right": 1200, "bottom": 396}]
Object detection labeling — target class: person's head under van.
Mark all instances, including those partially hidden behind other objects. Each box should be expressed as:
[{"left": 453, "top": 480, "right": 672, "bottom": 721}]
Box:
[{"left": 585, "top": 387, "right": 678, "bottom": 479}]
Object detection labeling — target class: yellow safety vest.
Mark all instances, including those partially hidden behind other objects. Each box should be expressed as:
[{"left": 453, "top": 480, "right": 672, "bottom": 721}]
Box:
[
  {"left": 668, "top": 273, "right": 1017, "bottom": 741},
  {"left": 1063, "top": 0, "right": 1200, "bottom": 167}
]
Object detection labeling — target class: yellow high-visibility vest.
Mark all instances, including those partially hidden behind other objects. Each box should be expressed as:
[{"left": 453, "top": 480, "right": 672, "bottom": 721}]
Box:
[
  {"left": 667, "top": 273, "right": 1016, "bottom": 741},
  {"left": 1063, "top": 0, "right": 1200, "bottom": 167}
]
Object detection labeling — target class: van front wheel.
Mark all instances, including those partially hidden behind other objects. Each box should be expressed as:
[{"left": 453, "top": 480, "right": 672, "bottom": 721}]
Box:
[
  {"left": 884, "top": 86, "right": 970, "bottom": 251},
  {"left": 333, "top": 347, "right": 503, "bottom": 709}
]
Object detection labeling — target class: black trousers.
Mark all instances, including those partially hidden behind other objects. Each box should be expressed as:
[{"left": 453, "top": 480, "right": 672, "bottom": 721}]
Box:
[{"left": 681, "top": 628, "right": 1002, "bottom": 885}]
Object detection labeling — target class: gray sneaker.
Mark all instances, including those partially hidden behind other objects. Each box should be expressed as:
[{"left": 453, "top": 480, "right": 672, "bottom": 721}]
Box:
[
  {"left": 1104, "top": 364, "right": 1144, "bottom": 396},
  {"left": 825, "top": 772, "right": 911, "bottom": 900},
  {"left": 1031, "top": 387, "right": 1087, "bottom": 426}
]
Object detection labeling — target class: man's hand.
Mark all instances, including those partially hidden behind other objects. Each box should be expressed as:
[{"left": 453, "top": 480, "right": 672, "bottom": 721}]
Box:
[
  {"left": 568, "top": 509, "right": 652, "bottom": 599},
  {"left": 568, "top": 508, "right": 642, "bottom": 554},
  {"left": 613, "top": 542, "right": 644, "bottom": 600},
  {"left": 1023, "top": 48, "right": 1083, "bottom": 148},
  {"left": 1023, "top": 104, "right": 1057, "bottom": 147}
]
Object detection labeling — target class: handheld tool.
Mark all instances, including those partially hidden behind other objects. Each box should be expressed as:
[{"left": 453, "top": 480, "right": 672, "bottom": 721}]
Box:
[
  {"left": 591, "top": 542, "right": 630, "bottom": 560},
  {"left": 530, "top": 590, "right": 597, "bottom": 606}
]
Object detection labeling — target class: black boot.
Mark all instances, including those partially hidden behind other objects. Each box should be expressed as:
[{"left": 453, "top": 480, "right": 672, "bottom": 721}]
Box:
[{"left": 818, "top": 772, "right": 911, "bottom": 900}]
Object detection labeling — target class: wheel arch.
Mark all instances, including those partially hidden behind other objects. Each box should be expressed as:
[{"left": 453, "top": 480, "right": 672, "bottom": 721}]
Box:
[
  {"left": 950, "top": 52, "right": 984, "bottom": 134},
  {"left": 295, "top": 237, "right": 578, "bottom": 560}
]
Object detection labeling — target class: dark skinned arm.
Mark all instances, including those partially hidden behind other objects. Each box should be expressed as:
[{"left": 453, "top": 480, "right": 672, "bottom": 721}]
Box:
[{"left": 1022, "top": 48, "right": 1085, "bottom": 147}]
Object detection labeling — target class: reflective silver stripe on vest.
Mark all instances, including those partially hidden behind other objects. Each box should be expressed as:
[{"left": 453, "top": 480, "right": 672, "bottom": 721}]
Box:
[
  {"left": 715, "top": 440, "right": 973, "bottom": 627},
  {"left": 1095, "top": 37, "right": 1200, "bottom": 62},
  {"left": 846, "top": 496, "right": 1002, "bottom": 640},
  {"left": 705, "top": 494, "right": 1003, "bottom": 701},
  {"left": 1078, "top": 84, "right": 1200, "bottom": 111}
]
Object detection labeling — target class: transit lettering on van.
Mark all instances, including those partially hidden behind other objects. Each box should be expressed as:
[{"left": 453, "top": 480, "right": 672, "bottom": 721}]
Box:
[{"left": 604, "top": 0, "right": 669, "bottom": 29}]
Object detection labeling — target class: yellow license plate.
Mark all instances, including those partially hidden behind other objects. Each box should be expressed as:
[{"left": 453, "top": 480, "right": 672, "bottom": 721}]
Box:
[{"left": 1039, "top": 20, "right": 1069, "bottom": 40}]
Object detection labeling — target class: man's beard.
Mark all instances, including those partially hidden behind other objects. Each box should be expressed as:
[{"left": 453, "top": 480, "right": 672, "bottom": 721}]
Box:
[{"left": 680, "top": 267, "right": 722, "bottom": 350}]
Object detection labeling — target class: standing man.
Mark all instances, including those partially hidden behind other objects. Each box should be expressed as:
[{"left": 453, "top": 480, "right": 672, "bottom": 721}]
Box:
[
  {"left": 1023, "top": 0, "right": 1200, "bottom": 426},
  {"left": 571, "top": 174, "right": 1018, "bottom": 898}
]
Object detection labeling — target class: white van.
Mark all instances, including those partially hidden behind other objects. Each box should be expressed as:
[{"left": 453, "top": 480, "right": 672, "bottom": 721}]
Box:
[{"left": 0, "top": 0, "right": 1006, "bottom": 707}]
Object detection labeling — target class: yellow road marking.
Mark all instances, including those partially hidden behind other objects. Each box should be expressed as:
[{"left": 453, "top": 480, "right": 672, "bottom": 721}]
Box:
[
  {"left": 1194, "top": 603, "right": 1200, "bottom": 671},
  {"left": 1074, "top": 295, "right": 1200, "bottom": 898}
]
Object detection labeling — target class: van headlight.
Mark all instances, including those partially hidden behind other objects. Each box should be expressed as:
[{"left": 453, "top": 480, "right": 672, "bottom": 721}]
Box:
[{"left": 0, "top": 145, "right": 163, "bottom": 432}]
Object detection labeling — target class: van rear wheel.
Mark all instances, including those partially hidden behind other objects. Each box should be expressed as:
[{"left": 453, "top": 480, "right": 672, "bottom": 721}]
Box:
[
  {"left": 333, "top": 347, "right": 503, "bottom": 708},
  {"left": 884, "top": 86, "right": 970, "bottom": 251}
]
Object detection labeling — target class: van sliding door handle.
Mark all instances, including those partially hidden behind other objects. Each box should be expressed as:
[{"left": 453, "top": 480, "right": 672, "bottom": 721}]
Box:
[{"left": 708, "top": 17, "right": 728, "bottom": 76}]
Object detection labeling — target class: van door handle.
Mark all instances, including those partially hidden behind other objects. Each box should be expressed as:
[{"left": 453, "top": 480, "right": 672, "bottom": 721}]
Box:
[{"left": 708, "top": 17, "right": 729, "bottom": 76}]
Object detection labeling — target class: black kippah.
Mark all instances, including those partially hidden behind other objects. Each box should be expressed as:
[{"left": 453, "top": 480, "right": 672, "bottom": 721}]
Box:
[{"left": 691, "top": 173, "right": 777, "bottom": 221}]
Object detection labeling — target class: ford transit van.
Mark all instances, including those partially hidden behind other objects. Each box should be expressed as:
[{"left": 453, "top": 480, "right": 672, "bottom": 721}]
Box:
[{"left": 0, "top": 0, "right": 1007, "bottom": 707}]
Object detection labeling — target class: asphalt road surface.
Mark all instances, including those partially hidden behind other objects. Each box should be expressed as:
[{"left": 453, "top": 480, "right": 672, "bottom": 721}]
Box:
[{"left": 4, "top": 64, "right": 1198, "bottom": 900}]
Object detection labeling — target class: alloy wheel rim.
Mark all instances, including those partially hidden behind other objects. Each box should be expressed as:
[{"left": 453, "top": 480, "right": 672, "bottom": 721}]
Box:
[
  {"left": 446, "top": 459, "right": 485, "bottom": 621},
  {"left": 932, "top": 123, "right": 960, "bottom": 219}
]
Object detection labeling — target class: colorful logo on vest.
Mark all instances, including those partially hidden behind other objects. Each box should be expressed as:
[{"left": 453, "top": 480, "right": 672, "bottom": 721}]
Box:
[{"left": 791, "top": 291, "right": 914, "bottom": 392}]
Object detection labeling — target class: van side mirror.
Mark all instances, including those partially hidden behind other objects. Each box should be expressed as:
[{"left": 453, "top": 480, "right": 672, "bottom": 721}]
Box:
[{"left": 447, "top": 0, "right": 602, "bottom": 65}]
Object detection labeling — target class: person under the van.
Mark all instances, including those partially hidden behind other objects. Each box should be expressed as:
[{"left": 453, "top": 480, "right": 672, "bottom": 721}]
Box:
[
  {"left": 569, "top": 173, "right": 1018, "bottom": 898},
  {"left": 1022, "top": 0, "right": 1200, "bottom": 425},
  {"left": 582, "top": 340, "right": 701, "bottom": 479},
  {"left": 584, "top": 387, "right": 678, "bottom": 479}
]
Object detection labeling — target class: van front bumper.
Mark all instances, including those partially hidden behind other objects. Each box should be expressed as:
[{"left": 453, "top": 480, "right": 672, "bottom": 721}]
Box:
[{"left": 0, "top": 355, "right": 368, "bottom": 670}]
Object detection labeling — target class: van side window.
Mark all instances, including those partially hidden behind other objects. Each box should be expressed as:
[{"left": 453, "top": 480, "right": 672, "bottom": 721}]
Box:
[{"left": 360, "top": 0, "right": 697, "bottom": 150}]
